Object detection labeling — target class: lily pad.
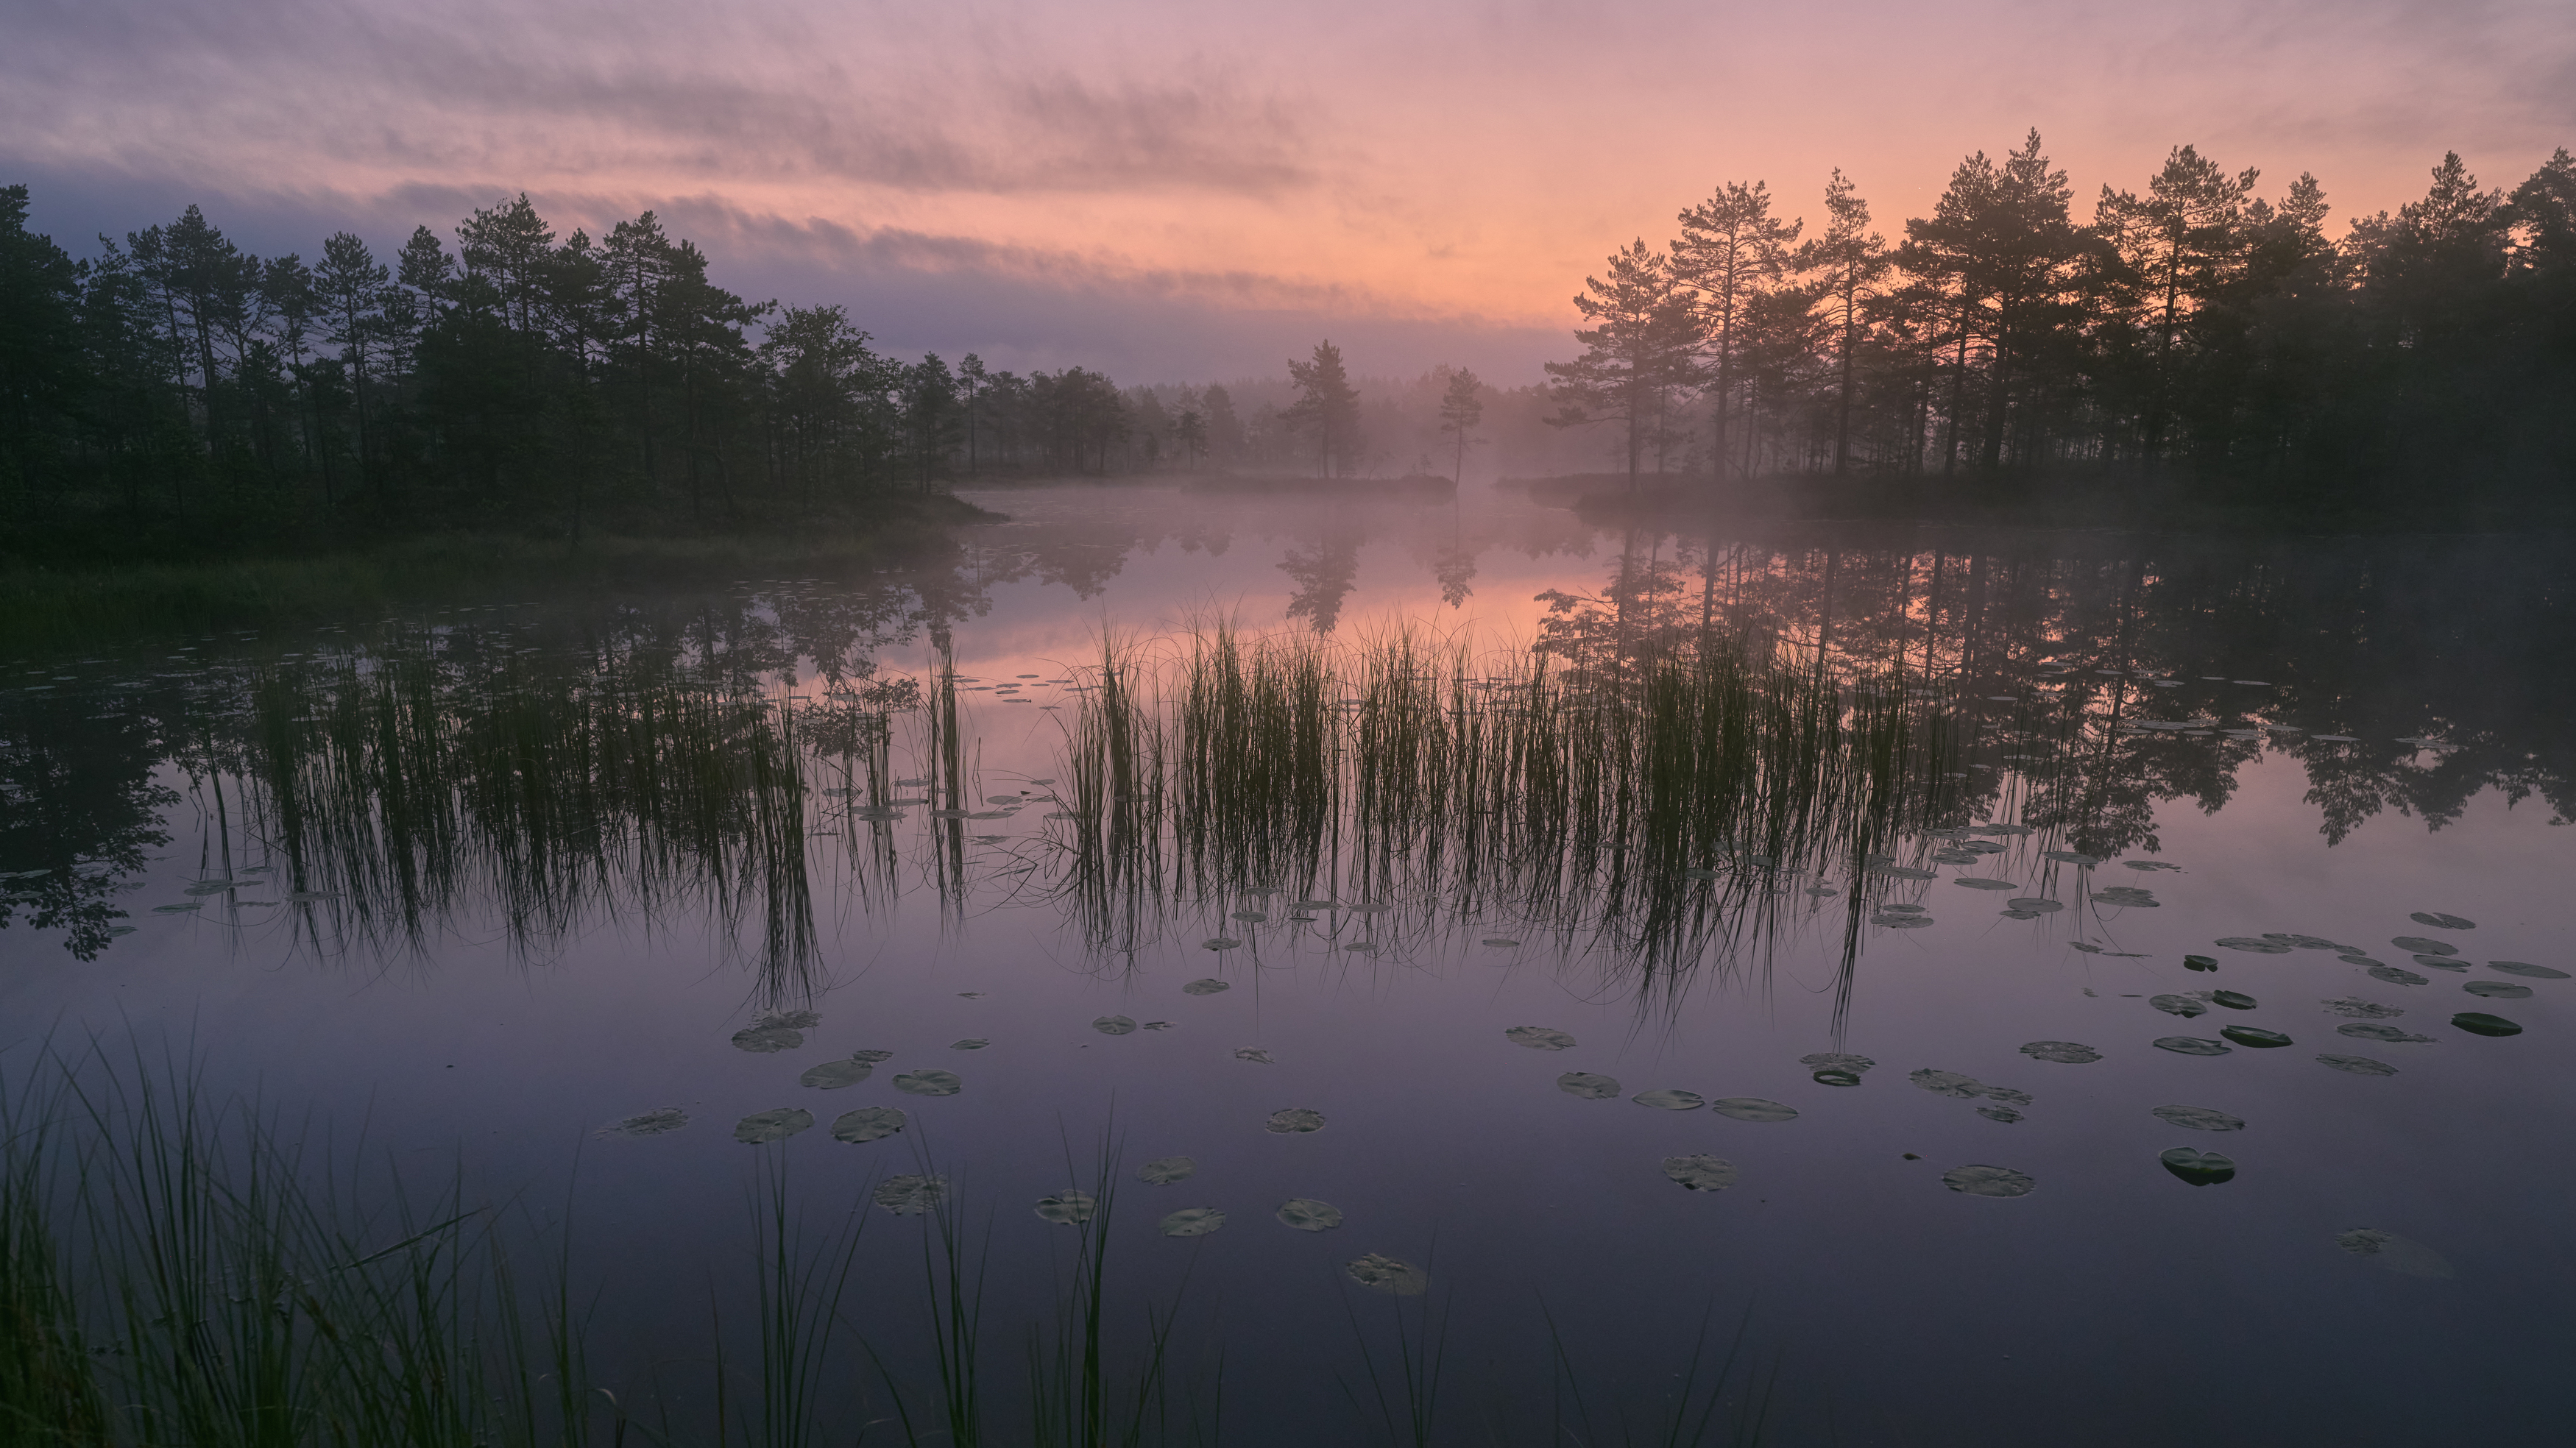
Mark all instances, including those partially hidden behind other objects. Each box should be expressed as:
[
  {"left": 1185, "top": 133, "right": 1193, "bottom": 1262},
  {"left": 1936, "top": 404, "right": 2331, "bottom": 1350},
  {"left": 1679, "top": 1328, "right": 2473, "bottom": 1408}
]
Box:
[
  {"left": 829, "top": 1107, "right": 907, "bottom": 1143},
  {"left": 1954, "top": 878, "right": 2020, "bottom": 890},
  {"left": 1941, "top": 1164, "right": 2036, "bottom": 1198},
  {"left": 1182, "top": 979, "right": 1231, "bottom": 995},
  {"left": 601, "top": 1108, "right": 688, "bottom": 1138},
  {"left": 2321, "top": 998, "right": 2403, "bottom": 1019},
  {"left": 734, "top": 1108, "right": 814, "bottom": 1145},
  {"left": 2452, "top": 1012, "right": 2522, "bottom": 1037},
  {"left": 1556, "top": 1071, "right": 1621, "bottom": 1099},
  {"left": 2487, "top": 960, "right": 2569, "bottom": 979},
  {"left": 1977, "top": 1104, "right": 2024, "bottom": 1124},
  {"left": 1632, "top": 1089, "right": 1705, "bottom": 1110},
  {"left": 2218, "top": 1026, "right": 2292, "bottom": 1048},
  {"left": 2412, "top": 955, "right": 2470, "bottom": 972},
  {"left": 2184, "top": 954, "right": 2220, "bottom": 972},
  {"left": 2019, "top": 1041, "right": 2101, "bottom": 1064},
  {"left": 2391, "top": 936, "right": 2458, "bottom": 956},
  {"left": 2335, "top": 1228, "right": 2453, "bottom": 1279},
  {"left": 951, "top": 1038, "right": 990, "bottom": 1050},
  {"left": 2007, "top": 898, "right": 2064, "bottom": 913},
  {"left": 1662, "top": 1154, "right": 1741, "bottom": 1191},
  {"left": 1811, "top": 1068, "right": 1865, "bottom": 1087},
  {"left": 799, "top": 1059, "right": 874, "bottom": 1089},
  {"left": 1140, "top": 1156, "right": 1197, "bottom": 1184},
  {"left": 732, "top": 1021, "right": 807, "bottom": 1054},
  {"left": 1264, "top": 1107, "right": 1327, "bottom": 1134},
  {"left": 1201, "top": 937, "right": 1242, "bottom": 951},
  {"left": 1093, "top": 1015, "right": 1139, "bottom": 1036},
  {"left": 1799, "top": 1052, "right": 1875, "bottom": 1073},
  {"left": 2336, "top": 1022, "right": 2434, "bottom": 1043},
  {"left": 2215, "top": 937, "right": 2293, "bottom": 954},
  {"left": 1234, "top": 1048, "right": 1275, "bottom": 1063},
  {"left": 2316, "top": 1054, "right": 2399, "bottom": 1076},
  {"left": 873, "top": 1175, "right": 946, "bottom": 1216},
  {"left": 1481, "top": 937, "right": 1522, "bottom": 947},
  {"left": 2207, "top": 990, "right": 2257, "bottom": 1010},
  {"left": 2409, "top": 912, "right": 2476, "bottom": 931},
  {"left": 2154, "top": 1036, "right": 2232, "bottom": 1056},
  {"left": 1708, "top": 1097, "right": 1798, "bottom": 1122},
  {"left": 2463, "top": 981, "right": 2531, "bottom": 1000},
  {"left": 894, "top": 1070, "right": 963, "bottom": 1097},
  {"left": 2151, "top": 1104, "right": 2245, "bottom": 1132},
  {"left": 2159, "top": 1146, "right": 2237, "bottom": 1186},
  {"left": 1504, "top": 1026, "right": 1578, "bottom": 1051},
  {"left": 2126, "top": 860, "right": 2184, "bottom": 872},
  {"left": 1159, "top": 1207, "right": 1226, "bottom": 1238},
  {"left": 2151, "top": 995, "right": 2210, "bottom": 1018},
  {"left": 1035, "top": 1191, "right": 1098, "bottom": 1225},
  {"left": 1980, "top": 1086, "right": 2032, "bottom": 1106},
  {"left": 2366, "top": 965, "right": 2430, "bottom": 987},
  {"left": 2042, "top": 851, "right": 2099, "bottom": 866},
  {"left": 1345, "top": 1253, "right": 1429, "bottom": 1295},
  {"left": 1908, "top": 1069, "right": 1986, "bottom": 1099},
  {"left": 850, "top": 1049, "right": 895, "bottom": 1063},
  {"left": 1276, "top": 1198, "right": 1344, "bottom": 1232}
]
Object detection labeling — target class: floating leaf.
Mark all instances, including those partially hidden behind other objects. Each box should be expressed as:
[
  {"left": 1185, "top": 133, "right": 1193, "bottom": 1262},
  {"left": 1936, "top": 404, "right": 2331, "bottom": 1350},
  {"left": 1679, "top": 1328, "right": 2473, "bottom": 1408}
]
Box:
[
  {"left": 830, "top": 1107, "right": 906, "bottom": 1143},
  {"left": 2366, "top": 965, "right": 2430, "bottom": 987},
  {"left": 2317, "top": 1054, "right": 2399, "bottom": 1076},
  {"left": 1182, "top": 979, "right": 1231, "bottom": 995},
  {"left": 1346, "top": 1253, "right": 1429, "bottom": 1295},
  {"left": 1875, "top": 915, "right": 1936, "bottom": 929},
  {"left": 2159, "top": 1147, "right": 2237, "bottom": 1186},
  {"left": 1977, "top": 1104, "right": 2024, "bottom": 1124},
  {"left": 2463, "top": 981, "right": 2531, "bottom": 1000},
  {"left": 1035, "top": 1191, "right": 1098, "bottom": 1225},
  {"left": 1799, "top": 1052, "right": 1876, "bottom": 1074},
  {"left": 2452, "top": 1012, "right": 2522, "bottom": 1037},
  {"left": 2409, "top": 912, "right": 2477, "bottom": 931},
  {"left": 2335, "top": 1022, "right": 2433, "bottom": 1043},
  {"left": 1954, "top": 878, "right": 2019, "bottom": 891},
  {"left": 1708, "top": 1097, "right": 1797, "bottom": 1122},
  {"left": 601, "top": 1108, "right": 688, "bottom": 1138},
  {"left": 1093, "top": 1015, "right": 1139, "bottom": 1036},
  {"left": 1481, "top": 937, "right": 1522, "bottom": 947},
  {"left": 1631, "top": 1089, "right": 1705, "bottom": 1110},
  {"left": 2042, "top": 851, "right": 2099, "bottom": 866},
  {"left": 951, "top": 1038, "right": 990, "bottom": 1050},
  {"left": 1878, "top": 866, "right": 1937, "bottom": 880},
  {"left": 1234, "top": 1048, "right": 1275, "bottom": 1064},
  {"left": 1941, "top": 1164, "right": 2036, "bottom": 1198},
  {"left": 1556, "top": 1071, "right": 1621, "bottom": 1099},
  {"left": 732, "top": 1021, "right": 807, "bottom": 1054},
  {"left": 734, "top": 1108, "right": 814, "bottom": 1145},
  {"left": 1661, "top": 1154, "right": 1741, "bottom": 1191},
  {"left": 873, "top": 1175, "right": 946, "bottom": 1216},
  {"left": 2335, "top": 1228, "right": 2453, "bottom": 1278},
  {"left": 799, "top": 1059, "right": 874, "bottom": 1089},
  {"left": 2487, "top": 960, "right": 2569, "bottom": 979},
  {"left": 850, "top": 1049, "right": 895, "bottom": 1063},
  {"left": 1909, "top": 1069, "right": 1986, "bottom": 1099},
  {"left": 894, "top": 1070, "right": 962, "bottom": 1096},
  {"left": 1264, "top": 1107, "right": 1327, "bottom": 1134},
  {"left": 1276, "top": 1198, "right": 1344, "bottom": 1232},
  {"left": 2265, "top": 934, "right": 2346, "bottom": 951},
  {"left": 2391, "top": 936, "right": 2458, "bottom": 957},
  {"left": 2154, "top": 1036, "right": 2232, "bottom": 1056},
  {"left": 2125, "top": 860, "right": 2184, "bottom": 872},
  {"left": 1201, "top": 937, "right": 1242, "bottom": 951},
  {"left": 2006, "top": 898, "right": 2064, "bottom": 913},
  {"left": 2184, "top": 955, "right": 2220, "bottom": 972},
  {"left": 2209, "top": 990, "right": 2257, "bottom": 1010},
  {"left": 2321, "top": 998, "right": 2403, "bottom": 1019},
  {"left": 1139, "top": 1156, "right": 1196, "bottom": 1185},
  {"left": 1159, "top": 1207, "right": 1225, "bottom": 1238},
  {"left": 1811, "top": 1068, "right": 1864, "bottom": 1087},
  {"left": 2151, "top": 1104, "right": 2244, "bottom": 1132},
  {"left": 1504, "top": 1026, "right": 1577, "bottom": 1051},
  {"left": 2019, "top": 1041, "right": 2101, "bottom": 1064},
  {"left": 2151, "top": 995, "right": 2209, "bottom": 1018},
  {"left": 2218, "top": 1026, "right": 2293, "bottom": 1048},
  {"left": 1230, "top": 910, "right": 1267, "bottom": 923},
  {"left": 2215, "top": 938, "right": 2293, "bottom": 954}
]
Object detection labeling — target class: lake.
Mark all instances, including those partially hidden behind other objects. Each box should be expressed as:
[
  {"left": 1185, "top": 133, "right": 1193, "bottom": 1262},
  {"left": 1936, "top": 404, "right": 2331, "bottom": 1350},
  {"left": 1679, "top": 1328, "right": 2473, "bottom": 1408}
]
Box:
[{"left": 4, "top": 481, "right": 2570, "bottom": 1446}]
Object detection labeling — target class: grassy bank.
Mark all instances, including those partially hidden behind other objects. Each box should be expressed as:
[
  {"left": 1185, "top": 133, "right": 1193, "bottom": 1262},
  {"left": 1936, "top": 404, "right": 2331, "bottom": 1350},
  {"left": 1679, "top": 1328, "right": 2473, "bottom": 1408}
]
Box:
[{"left": 0, "top": 497, "right": 999, "bottom": 653}]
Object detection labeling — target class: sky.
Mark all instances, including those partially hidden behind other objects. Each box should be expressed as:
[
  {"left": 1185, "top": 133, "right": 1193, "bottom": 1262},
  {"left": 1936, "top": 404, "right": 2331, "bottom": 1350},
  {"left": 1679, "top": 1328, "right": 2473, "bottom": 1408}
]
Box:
[{"left": 7, "top": 0, "right": 2572, "bottom": 383}]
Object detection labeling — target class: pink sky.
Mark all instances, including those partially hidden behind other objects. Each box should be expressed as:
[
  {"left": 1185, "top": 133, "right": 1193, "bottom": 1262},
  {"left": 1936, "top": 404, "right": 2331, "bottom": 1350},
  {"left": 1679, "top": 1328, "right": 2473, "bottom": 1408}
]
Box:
[{"left": 9, "top": 0, "right": 2570, "bottom": 380}]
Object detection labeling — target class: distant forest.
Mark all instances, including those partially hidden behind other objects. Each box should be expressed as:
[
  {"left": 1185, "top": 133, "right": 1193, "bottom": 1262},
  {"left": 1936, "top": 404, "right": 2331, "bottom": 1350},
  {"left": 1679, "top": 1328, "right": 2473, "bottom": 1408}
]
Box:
[
  {"left": 3, "top": 129, "right": 2572, "bottom": 561},
  {"left": 1545, "top": 132, "right": 2576, "bottom": 518}
]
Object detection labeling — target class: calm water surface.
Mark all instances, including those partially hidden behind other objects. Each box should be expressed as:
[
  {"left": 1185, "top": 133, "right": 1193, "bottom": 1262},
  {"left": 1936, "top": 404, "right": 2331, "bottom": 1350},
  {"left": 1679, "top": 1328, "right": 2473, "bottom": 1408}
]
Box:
[{"left": 4, "top": 483, "right": 2571, "bottom": 1444}]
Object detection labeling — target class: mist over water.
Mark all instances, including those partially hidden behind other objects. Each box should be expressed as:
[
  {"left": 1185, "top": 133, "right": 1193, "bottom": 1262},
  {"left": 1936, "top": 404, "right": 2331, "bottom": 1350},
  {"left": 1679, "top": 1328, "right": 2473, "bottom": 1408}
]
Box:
[{"left": 5, "top": 484, "right": 2573, "bottom": 1444}]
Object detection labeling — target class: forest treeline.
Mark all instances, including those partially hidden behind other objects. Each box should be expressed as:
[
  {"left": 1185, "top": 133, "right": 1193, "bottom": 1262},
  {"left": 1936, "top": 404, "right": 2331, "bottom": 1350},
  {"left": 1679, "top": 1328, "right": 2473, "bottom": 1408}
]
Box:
[
  {"left": 1, "top": 189, "right": 1423, "bottom": 562},
  {"left": 1545, "top": 133, "right": 2576, "bottom": 517}
]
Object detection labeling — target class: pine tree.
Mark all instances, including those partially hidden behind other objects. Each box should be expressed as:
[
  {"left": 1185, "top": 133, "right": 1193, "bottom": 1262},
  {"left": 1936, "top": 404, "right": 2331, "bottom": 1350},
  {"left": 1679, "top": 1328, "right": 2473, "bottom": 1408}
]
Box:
[{"left": 1283, "top": 341, "right": 1362, "bottom": 476}]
